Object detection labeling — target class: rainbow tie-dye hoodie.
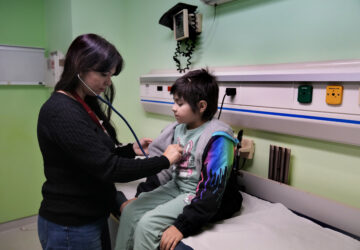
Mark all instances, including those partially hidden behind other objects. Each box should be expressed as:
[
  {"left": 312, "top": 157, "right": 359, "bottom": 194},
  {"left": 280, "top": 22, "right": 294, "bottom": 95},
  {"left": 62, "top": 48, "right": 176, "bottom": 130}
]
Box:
[{"left": 138, "top": 119, "right": 242, "bottom": 237}]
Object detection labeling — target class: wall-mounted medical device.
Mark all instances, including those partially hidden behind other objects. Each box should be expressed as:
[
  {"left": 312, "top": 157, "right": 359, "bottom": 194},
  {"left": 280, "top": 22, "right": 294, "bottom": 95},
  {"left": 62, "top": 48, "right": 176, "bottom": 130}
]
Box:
[
  {"left": 326, "top": 85, "right": 343, "bottom": 105},
  {"left": 140, "top": 60, "right": 360, "bottom": 146},
  {"left": 173, "top": 9, "right": 189, "bottom": 41},
  {"left": 159, "top": 3, "right": 202, "bottom": 73},
  {"left": 172, "top": 8, "right": 202, "bottom": 41},
  {"left": 297, "top": 84, "right": 313, "bottom": 104}
]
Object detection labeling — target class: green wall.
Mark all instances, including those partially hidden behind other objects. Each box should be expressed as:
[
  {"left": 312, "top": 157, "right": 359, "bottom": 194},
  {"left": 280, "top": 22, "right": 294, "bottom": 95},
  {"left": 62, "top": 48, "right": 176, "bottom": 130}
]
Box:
[
  {"left": 1, "top": 0, "right": 359, "bottom": 223},
  {"left": 44, "top": 0, "right": 73, "bottom": 54},
  {"left": 0, "top": 0, "right": 48, "bottom": 223},
  {"left": 0, "top": 86, "right": 49, "bottom": 223},
  {"left": 69, "top": 0, "right": 360, "bottom": 208},
  {"left": 0, "top": 0, "right": 45, "bottom": 47},
  {"left": 114, "top": 0, "right": 360, "bottom": 208}
]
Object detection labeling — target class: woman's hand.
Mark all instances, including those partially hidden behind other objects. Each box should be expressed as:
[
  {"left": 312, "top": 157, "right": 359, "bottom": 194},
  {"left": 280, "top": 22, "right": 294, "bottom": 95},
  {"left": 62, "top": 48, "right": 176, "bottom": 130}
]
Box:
[
  {"left": 163, "top": 144, "right": 183, "bottom": 165},
  {"left": 160, "top": 226, "right": 183, "bottom": 250},
  {"left": 133, "top": 138, "right": 153, "bottom": 156},
  {"left": 120, "top": 197, "right": 137, "bottom": 213}
]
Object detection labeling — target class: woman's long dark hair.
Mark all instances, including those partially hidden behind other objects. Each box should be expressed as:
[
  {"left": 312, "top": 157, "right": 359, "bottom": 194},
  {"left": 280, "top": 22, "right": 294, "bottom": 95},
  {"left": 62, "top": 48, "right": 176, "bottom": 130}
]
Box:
[{"left": 55, "top": 33, "right": 123, "bottom": 144}]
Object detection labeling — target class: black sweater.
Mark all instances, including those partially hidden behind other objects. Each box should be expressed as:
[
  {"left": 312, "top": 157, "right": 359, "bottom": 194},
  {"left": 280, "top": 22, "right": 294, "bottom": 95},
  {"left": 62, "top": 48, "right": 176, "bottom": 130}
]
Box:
[{"left": 37, "top": 92, "right": 169, "bottom": 226}]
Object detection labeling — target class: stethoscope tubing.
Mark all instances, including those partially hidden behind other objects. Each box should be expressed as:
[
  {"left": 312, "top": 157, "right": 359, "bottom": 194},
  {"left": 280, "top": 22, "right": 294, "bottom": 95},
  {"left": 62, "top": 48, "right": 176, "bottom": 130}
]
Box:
[
  {"left": 96, "top": 95, "right": 148, "bottom": 158},
  {"left": 77, "top": 74, "right": 148, "bottom": 158}
]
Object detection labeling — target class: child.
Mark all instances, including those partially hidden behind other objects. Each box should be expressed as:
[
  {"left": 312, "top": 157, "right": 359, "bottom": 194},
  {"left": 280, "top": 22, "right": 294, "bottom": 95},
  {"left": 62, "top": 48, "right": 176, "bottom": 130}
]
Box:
[{"left": 115, "top": 69, "right": 242, "bottom": 250}]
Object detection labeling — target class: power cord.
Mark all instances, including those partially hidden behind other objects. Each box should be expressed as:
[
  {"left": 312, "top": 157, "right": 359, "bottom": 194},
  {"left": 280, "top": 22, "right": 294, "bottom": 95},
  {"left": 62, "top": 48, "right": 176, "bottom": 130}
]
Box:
[
  {"left": 240, "top": 158, "right": 247, "bottom": 169},
  {"left": 218, "top": 88, "right": 236, "bottom": 119},
  {"left": 217, "top": 93, "right": 227, "bottom": 119},
  {"left": 214, "top": 3, "right": 218, "bottom": 21}
]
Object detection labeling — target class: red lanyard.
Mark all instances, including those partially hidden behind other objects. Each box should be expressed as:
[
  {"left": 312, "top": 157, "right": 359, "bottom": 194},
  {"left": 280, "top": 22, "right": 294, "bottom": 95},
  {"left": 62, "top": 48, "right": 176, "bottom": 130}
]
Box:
[{"left": 71, "top": 91, "right": 106, "bottom": 132}]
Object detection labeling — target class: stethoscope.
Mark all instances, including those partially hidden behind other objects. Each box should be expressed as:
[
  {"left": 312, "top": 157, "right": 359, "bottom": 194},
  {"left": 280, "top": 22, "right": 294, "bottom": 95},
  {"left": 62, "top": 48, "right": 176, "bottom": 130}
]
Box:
[{"left": 77, "top": 74, "right": 148, "bottom": 158}]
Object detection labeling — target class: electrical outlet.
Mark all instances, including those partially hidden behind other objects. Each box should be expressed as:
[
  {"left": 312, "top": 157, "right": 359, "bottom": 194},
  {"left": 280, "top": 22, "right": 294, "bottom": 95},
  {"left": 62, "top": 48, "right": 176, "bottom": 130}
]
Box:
[
  {"left": 219, "top": 85, "right": 239, "bottom": 105},
  {"left": 326, "top": 85, "right": 343, "bottom": 105},
  {"left": 225, "top": 87, "right": 236, "bottom": 96},
  {"left": 239, "top": 138, "right": 254, "bottom": 159}
]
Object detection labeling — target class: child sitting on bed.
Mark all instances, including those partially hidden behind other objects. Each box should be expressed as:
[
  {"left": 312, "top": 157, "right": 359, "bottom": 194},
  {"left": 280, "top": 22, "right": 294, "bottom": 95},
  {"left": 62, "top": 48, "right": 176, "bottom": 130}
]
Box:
[{"left": 115, "top": 69, "right": 242, "bottom": 250}]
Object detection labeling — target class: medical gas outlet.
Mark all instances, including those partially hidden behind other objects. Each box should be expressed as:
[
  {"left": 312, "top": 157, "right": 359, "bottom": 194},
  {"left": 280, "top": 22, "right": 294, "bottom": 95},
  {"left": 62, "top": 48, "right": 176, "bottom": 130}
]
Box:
[{"left": 326, "top": 85, "right": 343, "bottom": 105}]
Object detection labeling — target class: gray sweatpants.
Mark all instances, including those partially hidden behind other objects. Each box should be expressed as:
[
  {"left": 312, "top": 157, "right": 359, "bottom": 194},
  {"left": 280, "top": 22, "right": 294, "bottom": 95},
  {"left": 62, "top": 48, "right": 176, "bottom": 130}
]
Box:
[{"left": 114, "top": 180, "right": 194, "bottom": 250}]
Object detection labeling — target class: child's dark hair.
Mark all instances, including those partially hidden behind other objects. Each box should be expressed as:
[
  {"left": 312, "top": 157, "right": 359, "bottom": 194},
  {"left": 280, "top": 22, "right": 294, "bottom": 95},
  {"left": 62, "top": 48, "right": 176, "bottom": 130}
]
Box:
[{"left": 171, "top": 68, "right": 218, "bottom": 121}]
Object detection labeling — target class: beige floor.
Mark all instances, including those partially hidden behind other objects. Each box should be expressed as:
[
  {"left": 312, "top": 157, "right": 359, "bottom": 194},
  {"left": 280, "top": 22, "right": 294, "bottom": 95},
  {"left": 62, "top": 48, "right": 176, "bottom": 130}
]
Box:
[{"left": 0, "top": 222, "right": 41, "bottom": 250}]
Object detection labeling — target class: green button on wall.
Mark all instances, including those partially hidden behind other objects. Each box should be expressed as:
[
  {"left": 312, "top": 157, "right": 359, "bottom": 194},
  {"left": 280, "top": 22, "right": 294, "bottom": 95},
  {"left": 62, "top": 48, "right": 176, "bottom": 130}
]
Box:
[{"left": 298, "top": 84, "right": 313, "bottom": 103}]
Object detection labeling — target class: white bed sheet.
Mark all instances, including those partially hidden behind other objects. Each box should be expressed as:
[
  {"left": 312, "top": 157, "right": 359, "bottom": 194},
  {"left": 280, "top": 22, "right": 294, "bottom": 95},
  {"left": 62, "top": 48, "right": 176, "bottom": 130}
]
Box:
[{"left": 115, "top": 180, "right": 360, "bottom": 250}]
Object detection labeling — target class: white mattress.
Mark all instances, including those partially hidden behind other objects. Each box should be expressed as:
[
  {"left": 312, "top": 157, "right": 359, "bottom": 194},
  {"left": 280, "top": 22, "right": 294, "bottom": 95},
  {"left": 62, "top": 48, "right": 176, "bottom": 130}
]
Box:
[{"left": 115, "top": 180, "right": 360, "bottom": 250}]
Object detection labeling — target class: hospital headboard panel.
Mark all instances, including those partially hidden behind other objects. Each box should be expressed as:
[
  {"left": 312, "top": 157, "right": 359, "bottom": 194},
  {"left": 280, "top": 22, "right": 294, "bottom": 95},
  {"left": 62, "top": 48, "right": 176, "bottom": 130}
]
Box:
[{"left": 139, "top": 60, "right": 360, "bottom": 146}]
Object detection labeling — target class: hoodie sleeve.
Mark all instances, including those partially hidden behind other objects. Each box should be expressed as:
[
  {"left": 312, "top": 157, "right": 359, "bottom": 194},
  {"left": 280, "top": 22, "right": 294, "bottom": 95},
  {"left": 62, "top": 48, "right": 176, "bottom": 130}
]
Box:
[
  {"left": 135, "top": 122, "right": 178, "bottom": 197},
  {"left": 173, "top": 135, "right": 236, "bottom": 237}
]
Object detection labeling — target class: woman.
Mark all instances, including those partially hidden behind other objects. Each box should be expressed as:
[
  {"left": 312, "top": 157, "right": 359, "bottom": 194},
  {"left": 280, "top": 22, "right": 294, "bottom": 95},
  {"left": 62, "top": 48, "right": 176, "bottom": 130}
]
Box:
[{"left": 37, "top": 33, "right": 182, "bottom": 250}]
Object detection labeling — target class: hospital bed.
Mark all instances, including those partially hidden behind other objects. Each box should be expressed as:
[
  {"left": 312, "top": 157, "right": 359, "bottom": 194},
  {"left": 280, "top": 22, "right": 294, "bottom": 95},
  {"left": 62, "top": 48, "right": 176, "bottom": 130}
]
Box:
[{"left": 111, "top": 171, "right": 360, "bottom": 250}]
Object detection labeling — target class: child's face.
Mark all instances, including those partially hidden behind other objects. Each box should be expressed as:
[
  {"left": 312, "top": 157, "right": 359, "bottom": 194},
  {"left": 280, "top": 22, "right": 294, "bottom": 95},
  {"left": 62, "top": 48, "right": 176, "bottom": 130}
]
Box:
[{"left": 172, "top": 94, "right": 204, "bottom": 129}]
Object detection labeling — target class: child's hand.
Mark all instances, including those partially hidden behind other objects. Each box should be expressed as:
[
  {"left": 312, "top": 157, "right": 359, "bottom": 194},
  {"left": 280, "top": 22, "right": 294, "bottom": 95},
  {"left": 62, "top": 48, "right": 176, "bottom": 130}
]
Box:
[
  {"left": 133, "top": 138, "right": 153, "bottom": 156},
  {"left": 160, "top": 225, "right": 183, "bottom": 250}
]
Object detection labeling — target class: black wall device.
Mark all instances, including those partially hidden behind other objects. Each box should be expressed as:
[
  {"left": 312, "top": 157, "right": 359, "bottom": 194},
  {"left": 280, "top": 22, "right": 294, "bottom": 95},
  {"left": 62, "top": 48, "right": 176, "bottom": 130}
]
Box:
[{"left": 159, "top": 3, "right": 201, "bottom": 73}]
